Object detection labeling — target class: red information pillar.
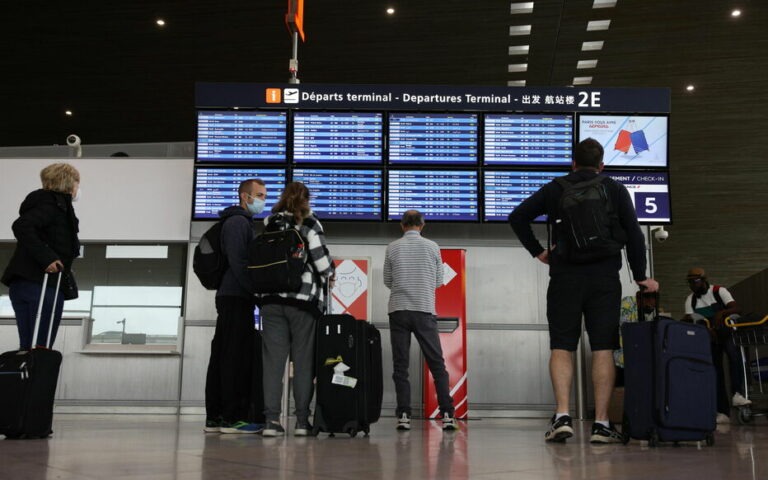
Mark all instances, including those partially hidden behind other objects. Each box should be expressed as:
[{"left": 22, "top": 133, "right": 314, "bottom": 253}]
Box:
[{"left": 423, "top": 249, "right": 468, "bottom": 419}]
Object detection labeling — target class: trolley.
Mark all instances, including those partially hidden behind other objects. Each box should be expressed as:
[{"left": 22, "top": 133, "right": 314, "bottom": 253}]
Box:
[{"left": 725, "top": 314, "right": 768, "bottom": 424}]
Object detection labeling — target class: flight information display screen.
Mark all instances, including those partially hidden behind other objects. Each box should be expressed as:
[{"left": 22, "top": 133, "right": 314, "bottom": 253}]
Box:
[
  {"left": 293, "top": 112, "right": 383, "bottom": 164},
  {"left": 605, "top": 171, "right": 671, "bottom": 223},
  {"left": 196, "top": 110, "right": 287, "bottom": 162},
  {"left": 389, "top": 113, "right": 478, "bottom": 165},
  {"left": 484, "top": 114, "right": 573, "bottom": 166},
  {"left": 579, "top": 115, "right": 668, "bottom": 168},
  {"left": 483, "top": 170, "right": 559, "bottom": 222},
  {"left": 387, "top": 170, "right": 478, "bottom": 221},
  {"left": 193, "top": 167, "right": 286, "bottom": 220},
  {"left": 292, "top": 168, "right": 383, "bottom": 220}
]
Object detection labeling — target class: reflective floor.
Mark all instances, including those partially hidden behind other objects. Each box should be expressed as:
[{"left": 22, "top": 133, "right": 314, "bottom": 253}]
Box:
[{"left": 1, "top": 415, "right": 767, "bottom": 479}]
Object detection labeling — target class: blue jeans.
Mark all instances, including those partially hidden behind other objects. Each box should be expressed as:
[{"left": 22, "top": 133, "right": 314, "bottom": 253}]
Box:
[{"left": 9, "top": 278, "right": 65, "bottom": 350}]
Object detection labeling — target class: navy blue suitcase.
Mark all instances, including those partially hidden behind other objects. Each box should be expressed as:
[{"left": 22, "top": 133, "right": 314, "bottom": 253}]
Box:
[
  {"left": 622, "top": 318, "right": 716, "bottom": 446},
  {"left": 313, "top": 314, "right": 383, "bottom": 437}
]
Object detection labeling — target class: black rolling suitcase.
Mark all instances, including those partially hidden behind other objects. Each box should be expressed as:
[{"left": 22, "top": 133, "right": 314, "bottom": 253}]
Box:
[
  {"left": 0, "top": 272, "right": 64, "bottom": 439},
  {"left": 622, "top": 308, "right": 716, "bottom": 447},
  {"left": 313, "top": 313, "right": 383, "bottom": 437}
]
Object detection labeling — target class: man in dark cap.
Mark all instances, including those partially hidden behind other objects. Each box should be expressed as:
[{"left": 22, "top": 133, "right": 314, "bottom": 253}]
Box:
[{"left": 683, "top": 267, "right": 749, "bottom": 423}]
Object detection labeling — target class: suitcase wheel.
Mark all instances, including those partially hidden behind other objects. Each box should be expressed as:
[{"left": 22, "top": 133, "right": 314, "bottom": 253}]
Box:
[
  {"left": 648, "top": 430, "right": 659, "bottom": 448},
  {"left": 347, "top": 428, "right": 358, "bottom": 438},
  {"left": 705, "top": 433, "right": 715, "bottom": 447},
  {"left": 737, "top": 406, "right": 754, "bottom": 425}
]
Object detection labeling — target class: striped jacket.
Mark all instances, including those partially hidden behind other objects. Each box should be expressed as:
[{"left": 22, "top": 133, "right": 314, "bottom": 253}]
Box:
[
  {"left": 384, "top": 230, "right": 444, "bottom": 314},
  {"left": 257, "top": 211, "right": 334, "bottom": 317}
]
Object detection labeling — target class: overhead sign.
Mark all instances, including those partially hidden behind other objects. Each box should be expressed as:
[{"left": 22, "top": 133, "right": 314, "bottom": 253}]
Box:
[
  {"left": 285, "top": 0, "right": 305, "bottom": 42},
  {"left": 197, "top": 82, "right": 671, "bottom": 113}
]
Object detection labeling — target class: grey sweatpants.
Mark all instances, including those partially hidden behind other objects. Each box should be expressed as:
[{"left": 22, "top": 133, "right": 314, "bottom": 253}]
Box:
[{"left": 261, "top": 304, "right": 316, "bottom": 423}]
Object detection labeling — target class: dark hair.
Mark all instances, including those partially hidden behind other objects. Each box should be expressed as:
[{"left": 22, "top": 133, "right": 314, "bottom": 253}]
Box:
[
  {"left": 401, "top": 210, "right": 425, "bottom": 228},
  {"left": 574, "top": 138, "right": 604, "bottom": 169},
  {"left": 272, "top": 181, "right": 310, "bottom": 223},
  {"left": 238, "top": 178, "right": 265, "bottom": 195}
]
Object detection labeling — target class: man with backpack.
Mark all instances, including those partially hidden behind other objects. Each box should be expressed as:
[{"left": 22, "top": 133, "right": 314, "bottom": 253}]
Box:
[
  {"left": 202, "top": 178, "right": 267, "bottom": 434},
  {"left": 509, "top": 138, "right": 658, "bottom": 444},
  {"left": 683, "top": 267, "right": 749, "bottom": 423}
]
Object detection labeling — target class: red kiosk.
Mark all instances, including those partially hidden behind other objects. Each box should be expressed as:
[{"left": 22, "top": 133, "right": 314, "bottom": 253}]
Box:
[{"left": 423, "top": 249, "right": 469, "bottom": 419}]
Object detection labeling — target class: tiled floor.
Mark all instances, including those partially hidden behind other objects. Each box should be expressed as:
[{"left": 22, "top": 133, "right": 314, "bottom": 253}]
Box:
[{"left": 1, "top": 415, "right": 767, "bottom": 479}]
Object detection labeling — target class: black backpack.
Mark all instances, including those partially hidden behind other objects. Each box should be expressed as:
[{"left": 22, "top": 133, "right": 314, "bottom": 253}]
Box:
[
  {"left": 193, "top": 220, "right": 228, "bottom": 290},
  {"left": 552, "top": 175, "right": 626, "bottom": 263},
  {"left": 248, "top": 217, "right": 310, "bottom": 294}
]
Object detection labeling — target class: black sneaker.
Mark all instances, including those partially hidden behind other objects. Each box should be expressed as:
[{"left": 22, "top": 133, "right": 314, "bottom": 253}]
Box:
[
  {"left": 294, "top": 420, "right": 315, "bottom": 437},
  {"left": 396, "top": 412, "right": 411, "bottom": 431},
  {"left": 590, "top": 423, "right": 623, "bottom": 444},
  {"left": 262, "top": 421, "right": 286, "bottom": 437},
  {"left": 545, "top": 415, "right": 574, "bottom": 443}
]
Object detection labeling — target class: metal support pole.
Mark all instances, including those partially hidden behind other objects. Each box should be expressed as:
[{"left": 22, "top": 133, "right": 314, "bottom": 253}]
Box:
[
  {"left": 280, "top": 359, "right": 292, "bottom": 427},
  {"left": 288, "top": 31, "right": 300, "bottom": 84}
]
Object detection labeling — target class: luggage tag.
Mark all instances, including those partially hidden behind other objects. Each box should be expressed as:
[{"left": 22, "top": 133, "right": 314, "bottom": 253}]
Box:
[{"left": 331, "top": 361, "right": 358, "bottom": 388}]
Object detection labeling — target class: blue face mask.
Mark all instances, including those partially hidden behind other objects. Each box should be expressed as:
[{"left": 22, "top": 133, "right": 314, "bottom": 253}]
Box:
[{"left": 247, "top": 197, "right": 265, "bottom": 215}]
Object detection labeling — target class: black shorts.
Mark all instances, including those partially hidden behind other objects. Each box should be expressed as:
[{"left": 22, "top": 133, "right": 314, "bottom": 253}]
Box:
[{"left": 546, "top": 273, "right": 622, "bottom": 351}]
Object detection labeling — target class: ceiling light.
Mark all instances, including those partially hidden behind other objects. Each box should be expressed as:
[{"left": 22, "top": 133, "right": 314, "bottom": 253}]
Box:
[
  {"left": 508, "top": 45, "right": 530, "bottom": 55},
  {"left": 156, "top": 19, "right": 166, "bottom": 27},
  {"left": 507, "top": 63, "right": 528, "bottom": 73},
  {"left": 587, "top": 20, "right": 611, "bottom": 31},
  {"left": 509, "top": 25, "right": 532, "bottom": 36},
  {"left": 577, "top": 60, "right": 598, "bottom": 69},
  {"left": 731, "top": 9, "right": 741, "bottom": 17},
  {"left": 581, "top": 40, "right": 604, "bottom": 51},
  {"left": 386, "top": 7, "right": 395, "bottom": 15},
  {"left": 65, "top": 110, "right": 73, "bottom": 116},
  {"left": 593, "top": 0, "right": 617, "bottom": 8},
  {"left": 507, "top": 80, "right": 527, "bottom": 87},
  {"left": 573, "top": 76, "right": 593, "bottom": 85},
  {"left": 510, "top": 2, "right": 534, "bottom": 14},
  {"left": 686, "top": 85, "right": 695, "bottom": 92}
]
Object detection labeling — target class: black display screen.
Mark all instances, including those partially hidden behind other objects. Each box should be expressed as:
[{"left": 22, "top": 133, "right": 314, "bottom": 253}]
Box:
[
  {"left": 293, "top": 112, "right": 383, "bottom": 163},
  {"left": 387, "top": 170, "right": 478, "bottom": 221},
  {"left": 196, "top": 110, "right": 287, "bottom": 162},
  {"left": 389, "top": 113, "right": 478, "bottom": 165},
  {"left": 292, "top": 168, "right": 383, "bottom": 220},
  {"left": 193, "top": 167, "right": 287, "bottom": 220},
  {"left": 484, "top": 114, "right": 573, "bottom": 166}
]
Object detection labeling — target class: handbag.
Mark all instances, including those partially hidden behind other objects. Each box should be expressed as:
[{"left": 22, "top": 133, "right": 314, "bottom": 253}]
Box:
[{"left": 61, "top": 270, "right": 79, "bottom": 300}]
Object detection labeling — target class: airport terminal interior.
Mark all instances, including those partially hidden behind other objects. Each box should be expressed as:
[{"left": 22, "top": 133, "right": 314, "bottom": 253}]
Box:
[{"left": 2, "top": 1, "right": 768, "bottom": 479}]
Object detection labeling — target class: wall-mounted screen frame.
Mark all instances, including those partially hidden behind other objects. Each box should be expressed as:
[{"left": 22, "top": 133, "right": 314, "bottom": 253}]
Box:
[{"left": 196, "top": 110, "right": 287, "bottom": 163}]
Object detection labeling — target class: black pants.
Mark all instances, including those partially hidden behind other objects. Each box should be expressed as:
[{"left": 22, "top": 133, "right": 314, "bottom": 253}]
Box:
[
  {"left": 389, "top": 310, "right": 454, "bottom": 417},
  {"left": 9, "top": 278, "right": 65, "bottom": 350},
  {"left": 205, "top": 296, "right": 263, "bottom": 423},
  {"left": 713, "top": 328, "right": 746, "bottom": 415}
]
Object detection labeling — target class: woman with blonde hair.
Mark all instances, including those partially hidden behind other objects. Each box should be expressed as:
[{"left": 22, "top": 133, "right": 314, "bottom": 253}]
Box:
[
  {"left": 2, "top": 163, "right": 81, "bottom": 349},
  {"left": 257, "top": 181, "right": 334, "bottom": 436}
]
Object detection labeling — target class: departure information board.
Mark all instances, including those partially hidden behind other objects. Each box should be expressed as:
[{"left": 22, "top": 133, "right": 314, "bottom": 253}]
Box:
[
  {"left": 193, "top": 167, "right": 287, "bottom": 220},
  {"left": 389, "top": 113, "right": 478, "bottom": 165},
  {"left": 605, "top": 171, "right": 671, "bottom": 223},
  {"left": 293, "top": 112, "right": 383, "bottom": 163},
  {"left": 388, "top": 170, "right": 478, "bottom": 221},
  {"left": 483, "top": 170, "right": 558, "bottom": 222},
  {"left": 196, "top": 111, "right": 287, "bottom": 162},
  {"left": 484, "top": 114, "right": 573, "bottom": 166},
  {"left": 292, "top": 168, "right": 383, "bottom": 220}
]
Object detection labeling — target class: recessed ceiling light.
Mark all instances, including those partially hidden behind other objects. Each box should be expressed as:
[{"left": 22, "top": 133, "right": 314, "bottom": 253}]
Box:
[
  {"left": 507, "top": 63, "right": 528, "bottom": 73},
  {"left": 581, "top": 41, "right": 604, "bottom": 51},
  {"left": 156, "top": 19, "right": 166, "bottom": 26},
  {"left": 577, "top": 60, "right": 598, "bottom": 69},
  {"left": 573, "top": 76, "right": 593, "bottom": 85},
  {"left": 686, "top": 85, "right": 695, "bottom": 92},
  {"left": 507, "top": 80, "right": 527, "bottom": 87},
  {"left": 731, "top": 9, "right": 741, "bottom": 17},
  {"left": 386, "top": 7, "right": 395, "bottom": 15},
  {"left": 65, "top": 110, "right": 73, "bottom": 116},
  {"left": 508, "top": 45, "right": 530, "bottom": 55},
  {"left": 587, "top": 20, "right": 611, "bottom": 31},
  {"left": 509, "top": 25, "right": 532, "bottom": 36},
  {"left": 593, "top": 0, "right": 617, "bottom": 8},
  {"left": 510, "top": 2, "right": 534, "bottom": 14}
]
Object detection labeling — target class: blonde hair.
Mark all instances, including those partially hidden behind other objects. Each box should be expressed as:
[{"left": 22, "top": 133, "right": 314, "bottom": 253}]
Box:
[
  {"left": 40, "top": 163, "right": 80, "bottom": 194},
  {"left": 272, "top": 182, "right": 310, "bottom": 223}
]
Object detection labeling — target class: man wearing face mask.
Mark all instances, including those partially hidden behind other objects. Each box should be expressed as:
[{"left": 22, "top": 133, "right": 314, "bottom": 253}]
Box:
[
  {"left": 683, "top": 267, "right": 748, "bottom": 424},
  {"left": 204, "top": 179, "right": 267, "bottom": 434}
]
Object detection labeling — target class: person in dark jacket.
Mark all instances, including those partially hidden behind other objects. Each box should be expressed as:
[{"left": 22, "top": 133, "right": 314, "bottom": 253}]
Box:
[
  {"left": 257, "top": 182, "right": 334, "bottom": 437},
  {"left": 509, "top": 138, "right": 659, "bottom": 444},
  {"left": 204, "top": 178, "right": 267, "bottom": 435},
  {"left": 2, "top": 163, "right": 81, "bottom": 350}
]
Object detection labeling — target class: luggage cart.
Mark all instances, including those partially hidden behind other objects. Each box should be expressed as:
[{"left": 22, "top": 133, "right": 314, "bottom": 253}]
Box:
[{"left": 725, "top": 314, "right": 768, "bottom": 424}]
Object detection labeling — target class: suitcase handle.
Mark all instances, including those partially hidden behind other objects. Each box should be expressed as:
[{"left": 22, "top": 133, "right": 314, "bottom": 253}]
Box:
[{"left": 30, "top": 271, "right": 63, "bottom": 350}]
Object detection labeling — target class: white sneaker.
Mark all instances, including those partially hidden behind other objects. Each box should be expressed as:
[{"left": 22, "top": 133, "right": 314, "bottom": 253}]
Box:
[
  {"left": 732, "top": 392, "right": 752, "bottom": 407},
  {"left": 396, "top": 413, "right": 411, "bottom": 431},
  {"left": 716, "top": 413, "right": 731, "bottom": 424}
]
